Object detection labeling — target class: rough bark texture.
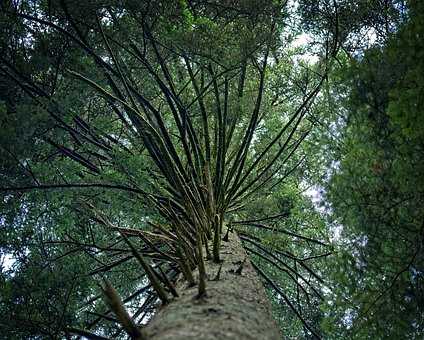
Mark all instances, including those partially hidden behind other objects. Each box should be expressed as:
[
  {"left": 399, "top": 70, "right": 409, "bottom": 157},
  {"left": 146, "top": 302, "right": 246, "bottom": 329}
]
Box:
[{"left": 146, "top": 231, "right": 281, "bottom": 340}]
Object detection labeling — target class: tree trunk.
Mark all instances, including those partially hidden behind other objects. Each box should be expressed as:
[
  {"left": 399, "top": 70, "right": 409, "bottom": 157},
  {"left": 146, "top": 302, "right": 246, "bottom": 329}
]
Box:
[{"left": 146, "top": 231, "right": 281, "bottom": 340}]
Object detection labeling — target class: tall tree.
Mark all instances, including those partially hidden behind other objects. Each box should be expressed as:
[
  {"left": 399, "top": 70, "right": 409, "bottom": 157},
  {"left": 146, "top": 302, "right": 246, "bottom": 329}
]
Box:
[{"left": 0, "top": 0, "right": 336, "bottom": 339}]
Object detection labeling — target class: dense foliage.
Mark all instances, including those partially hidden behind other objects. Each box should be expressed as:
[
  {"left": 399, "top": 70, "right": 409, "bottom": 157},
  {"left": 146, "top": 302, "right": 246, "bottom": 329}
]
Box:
[{"left": 315, "top": 1, "right": 424, "bottom": 338}]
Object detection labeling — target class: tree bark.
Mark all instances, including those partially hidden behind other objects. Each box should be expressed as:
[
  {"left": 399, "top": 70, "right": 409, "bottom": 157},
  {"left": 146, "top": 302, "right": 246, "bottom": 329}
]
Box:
[{"left": 146, "top": 231, "right": 281, "bottom": 340}]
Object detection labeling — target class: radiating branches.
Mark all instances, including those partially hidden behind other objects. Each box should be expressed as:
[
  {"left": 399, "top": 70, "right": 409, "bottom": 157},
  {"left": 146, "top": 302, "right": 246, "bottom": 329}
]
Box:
[
  {"left": 252, "top": 262, "right": 322, "bottom": 339},
  {"left": 100, "top": 279, "right": 148, "bottom": 340},
  {"left": 0, "top": 0, "right": 337, "bottom": 337}
]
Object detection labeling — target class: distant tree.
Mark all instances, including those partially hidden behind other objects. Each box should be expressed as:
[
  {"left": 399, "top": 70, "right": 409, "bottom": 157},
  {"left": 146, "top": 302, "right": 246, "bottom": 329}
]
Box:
[{"left": 314, "top": 1, "right": 424, "bottom": 337}]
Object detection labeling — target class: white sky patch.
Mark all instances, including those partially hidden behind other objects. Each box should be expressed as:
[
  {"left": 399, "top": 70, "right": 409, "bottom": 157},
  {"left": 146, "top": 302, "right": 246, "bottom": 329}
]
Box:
[
  {"left": 365, "top": 28, "right": 378, "bottom": 46},
  {"left": 302, "top": 183, "right": 344, "bottom": 242},
  {"left": 329, "top": 222, "right": 343, "bottom": 243},
  {"left": 292, "top": 33, "right": 310, "bottom": 48},
  {"left": 303, "top": 183, "right": 326, "bottom": 214},
  {"left": 291, "top": 33, "right": 320, "bottom": 64},
  {"left": 1, "top": 253, "right": 16, "bottom": 273}
]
